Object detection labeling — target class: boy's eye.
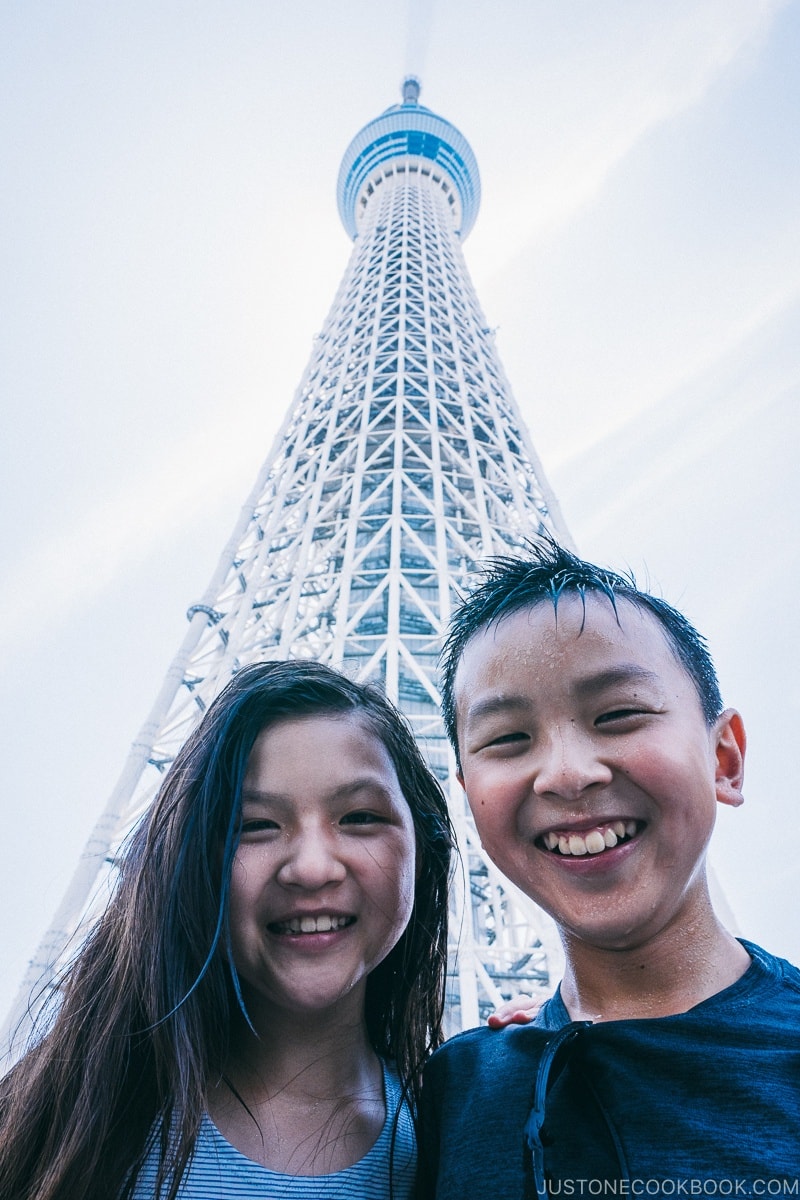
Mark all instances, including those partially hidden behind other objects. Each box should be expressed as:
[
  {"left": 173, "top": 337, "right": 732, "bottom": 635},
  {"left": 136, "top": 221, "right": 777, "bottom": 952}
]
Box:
[
  {"left": 595, "top": 708, "right": 646, "bottom": 726},
  {"left": 485, "top": 731, "right": 529, "bottom": 748}
]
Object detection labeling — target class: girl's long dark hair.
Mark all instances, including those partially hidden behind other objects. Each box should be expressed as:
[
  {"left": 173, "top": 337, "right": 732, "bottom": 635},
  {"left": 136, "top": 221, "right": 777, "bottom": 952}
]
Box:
[{"left": 0, "top": 661, "right": 453, "bottom": 1200}]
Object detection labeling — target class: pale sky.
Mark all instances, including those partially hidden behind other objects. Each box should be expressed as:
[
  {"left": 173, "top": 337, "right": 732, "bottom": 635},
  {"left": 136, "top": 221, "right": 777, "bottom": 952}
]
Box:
[{"left": 2, "top": 0, "right": 799, "bottom": 1024}]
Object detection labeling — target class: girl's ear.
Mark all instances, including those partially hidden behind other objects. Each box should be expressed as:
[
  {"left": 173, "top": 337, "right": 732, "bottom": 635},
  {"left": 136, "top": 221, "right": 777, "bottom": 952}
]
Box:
[{"left": 714, "top": 708, "right": 746, "bottom": 809}]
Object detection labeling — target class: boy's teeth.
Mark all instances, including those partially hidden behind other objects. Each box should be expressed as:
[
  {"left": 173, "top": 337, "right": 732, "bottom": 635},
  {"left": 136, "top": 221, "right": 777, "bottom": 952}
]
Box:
[
  {"left": 584, "top": 830, "right": 606, "bottom": 855},
  {"left": 547, "top": 822, "right": 638, "bottom": 857}
]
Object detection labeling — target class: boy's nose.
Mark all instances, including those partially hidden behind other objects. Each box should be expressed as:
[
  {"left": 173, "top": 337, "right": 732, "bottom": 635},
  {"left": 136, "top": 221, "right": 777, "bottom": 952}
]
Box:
[
  {"left": 531, "top": 725, "right": 612, "bottom": 801},
  {"left": 276, "top": 828, "right": 347, "bottom": 889}
]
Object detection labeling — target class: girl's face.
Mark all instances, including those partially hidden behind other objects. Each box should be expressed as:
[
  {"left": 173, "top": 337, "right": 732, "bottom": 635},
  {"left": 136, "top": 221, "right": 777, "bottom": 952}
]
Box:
[{"left": 228, "top": 713, "right": 417, "bottom": 1023}]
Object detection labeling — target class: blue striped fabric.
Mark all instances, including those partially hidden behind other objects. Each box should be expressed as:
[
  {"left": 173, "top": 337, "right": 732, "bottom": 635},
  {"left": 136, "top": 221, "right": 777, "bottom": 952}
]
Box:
[{"left": 132, "top": 1062, "right": 416, "bottom": 1198}]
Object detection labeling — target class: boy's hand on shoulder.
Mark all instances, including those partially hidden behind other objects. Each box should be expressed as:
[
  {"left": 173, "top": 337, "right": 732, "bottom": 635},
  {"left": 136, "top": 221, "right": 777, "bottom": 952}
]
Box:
[{"left": 487, "top": 993, "right": 543, "bottom": 1028}]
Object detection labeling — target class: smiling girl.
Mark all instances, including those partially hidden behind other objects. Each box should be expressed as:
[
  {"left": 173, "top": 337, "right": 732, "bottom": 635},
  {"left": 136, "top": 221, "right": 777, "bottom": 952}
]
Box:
[{"left": 0, "top": 661, "right": 453, "bottom": 1199}]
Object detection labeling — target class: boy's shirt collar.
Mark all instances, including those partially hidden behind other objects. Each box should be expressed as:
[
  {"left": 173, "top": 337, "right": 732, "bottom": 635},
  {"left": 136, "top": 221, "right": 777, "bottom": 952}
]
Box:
[{"left": 533, "top": 939, "right": 779, "bottom": 1030}]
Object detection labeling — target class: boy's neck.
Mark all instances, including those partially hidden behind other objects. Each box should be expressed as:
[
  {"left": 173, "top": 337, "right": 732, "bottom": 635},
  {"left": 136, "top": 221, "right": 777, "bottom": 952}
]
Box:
[{"left": 557, "top": 912, "right": 752, "bottom": 1023}]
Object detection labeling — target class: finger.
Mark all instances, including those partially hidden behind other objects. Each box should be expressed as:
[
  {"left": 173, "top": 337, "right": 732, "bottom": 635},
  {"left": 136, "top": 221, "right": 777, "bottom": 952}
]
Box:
[{"left": 487, "top": 1007, "right": 534, "bottom": 1028}]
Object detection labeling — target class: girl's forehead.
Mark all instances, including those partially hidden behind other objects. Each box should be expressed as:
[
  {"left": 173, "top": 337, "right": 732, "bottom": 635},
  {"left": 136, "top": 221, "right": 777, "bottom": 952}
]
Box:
[
  {"left": 251, "top": 710, "right": 384, "bottom": 749},
  {"left": 244, "top": 711, "right": 403, "bottom": 791}
]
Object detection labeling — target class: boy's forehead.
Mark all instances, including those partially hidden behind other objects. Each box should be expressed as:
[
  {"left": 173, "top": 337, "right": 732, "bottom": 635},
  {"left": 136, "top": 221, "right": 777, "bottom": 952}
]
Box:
[{"left": 454, "top": 592, "right": 682, "bottom": 698}]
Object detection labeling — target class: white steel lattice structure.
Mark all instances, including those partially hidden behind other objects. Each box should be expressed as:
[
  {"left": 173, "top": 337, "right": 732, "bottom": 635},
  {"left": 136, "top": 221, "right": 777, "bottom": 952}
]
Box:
[{"left": 7, "top": 78, "right": 572, "bottom": 1043}]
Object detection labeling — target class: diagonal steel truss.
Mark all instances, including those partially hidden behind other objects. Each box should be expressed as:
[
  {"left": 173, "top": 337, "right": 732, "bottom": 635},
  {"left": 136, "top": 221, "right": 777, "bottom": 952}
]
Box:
[{"left": 6, "top": 83, "right": 572, "bottom": 1045}]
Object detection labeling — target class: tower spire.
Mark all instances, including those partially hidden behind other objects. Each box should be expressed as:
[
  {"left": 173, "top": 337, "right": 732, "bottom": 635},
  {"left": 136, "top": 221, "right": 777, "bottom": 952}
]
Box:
[
  {"left": 5, "top": 86, "right": 570, "bottom": 1048},
  {"left": 402, "top": 75, "right": 421, "bottom": 105}
]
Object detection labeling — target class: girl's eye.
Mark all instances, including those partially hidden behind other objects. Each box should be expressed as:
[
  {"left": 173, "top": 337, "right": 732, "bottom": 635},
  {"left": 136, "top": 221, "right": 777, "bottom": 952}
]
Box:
[
  {"left": 240, "top": 817, "right": 279, "bottom": 834},
  {"left": 340, "top": 810, "right": 385, "bottom": 826}
]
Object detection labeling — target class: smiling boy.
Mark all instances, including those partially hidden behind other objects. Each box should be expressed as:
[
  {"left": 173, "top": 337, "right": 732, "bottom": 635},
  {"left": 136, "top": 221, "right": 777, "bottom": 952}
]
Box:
[{"left": 418, "top": 541, "right": 800, "bottom": 1198}]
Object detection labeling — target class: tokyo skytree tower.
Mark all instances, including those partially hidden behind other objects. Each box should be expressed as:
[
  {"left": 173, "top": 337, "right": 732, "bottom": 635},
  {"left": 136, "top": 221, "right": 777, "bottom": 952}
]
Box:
[{"left": 9, "top": 78, "right": 571, "bottom": 1040}]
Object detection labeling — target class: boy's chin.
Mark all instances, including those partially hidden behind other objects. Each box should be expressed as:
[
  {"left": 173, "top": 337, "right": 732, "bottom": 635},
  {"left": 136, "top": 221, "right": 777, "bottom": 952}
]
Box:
[{"left": 555, "top": 902, "right": 689, "bottom": 956}]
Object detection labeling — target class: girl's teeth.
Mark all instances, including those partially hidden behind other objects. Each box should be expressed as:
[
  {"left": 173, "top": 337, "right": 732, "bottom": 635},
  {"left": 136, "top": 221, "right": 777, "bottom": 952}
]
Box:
[
  {"left": 603, "top": 828, "right": 618, "bottom": 848},
  {"left": 584, "top": 830, "right": 606, "bottom": 855},
  {"left": 282, "top": 915, "right": 348, "bottom": 934}
]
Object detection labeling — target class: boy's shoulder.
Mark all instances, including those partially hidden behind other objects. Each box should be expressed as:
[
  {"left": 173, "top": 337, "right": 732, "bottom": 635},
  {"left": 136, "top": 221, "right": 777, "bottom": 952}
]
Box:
[
  {"left": 418, "top": 1022, "right": 595, "bottom": 1200},
  {"left": 692, "top": 938, "right": 800, "bottom": 1025},
  {"left": 424, "top": 1018, "right": 566, "bottom": 1083},
  {"left": 739, "top": 938, "right": 800, "bottom": 987},
  {"left": 421, "top": 1018, "right": 591, "bottom": 1146}
]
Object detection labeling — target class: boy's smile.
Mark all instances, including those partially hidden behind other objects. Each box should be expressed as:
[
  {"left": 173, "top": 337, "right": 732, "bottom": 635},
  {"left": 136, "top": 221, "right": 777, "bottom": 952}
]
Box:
[{"left": 454, "top": 594, "right": 745, "bottom": 953}]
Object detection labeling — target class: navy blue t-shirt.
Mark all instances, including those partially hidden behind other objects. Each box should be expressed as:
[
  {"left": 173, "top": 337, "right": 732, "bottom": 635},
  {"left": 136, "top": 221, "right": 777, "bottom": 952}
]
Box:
[{"left": 418, "top": 941, "right": 800, "bottom": 1199}]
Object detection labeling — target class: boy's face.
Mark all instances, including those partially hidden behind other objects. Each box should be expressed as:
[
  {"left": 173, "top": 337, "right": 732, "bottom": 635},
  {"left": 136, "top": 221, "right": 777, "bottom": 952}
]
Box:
[{"left": 453, "top": 594, "right": 745, "bottom": 952}]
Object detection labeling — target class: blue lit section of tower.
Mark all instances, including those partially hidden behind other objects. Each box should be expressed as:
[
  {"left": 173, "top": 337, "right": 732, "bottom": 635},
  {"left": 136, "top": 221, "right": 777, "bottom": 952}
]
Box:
[{"left": 337, "top": 75, "right": 480, "bottom": 239}]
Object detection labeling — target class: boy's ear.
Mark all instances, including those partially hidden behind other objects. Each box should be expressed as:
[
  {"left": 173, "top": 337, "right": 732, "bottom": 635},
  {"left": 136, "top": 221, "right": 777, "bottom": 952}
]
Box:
[
  {"left": 714, "top": 708, "right": 746, "bottom": 809},
  {"left": 455, "top": 768, "right": 465, "bottom": 790}
]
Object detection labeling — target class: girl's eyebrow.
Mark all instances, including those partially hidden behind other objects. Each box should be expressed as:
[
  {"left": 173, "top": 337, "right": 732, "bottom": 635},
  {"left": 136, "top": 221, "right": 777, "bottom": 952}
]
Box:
[
  {"left": 240, "top": 788, "right": 283, "bottom": 804},
  {"left": 241, "top": 777, "right": 396, "bottom": 805}
]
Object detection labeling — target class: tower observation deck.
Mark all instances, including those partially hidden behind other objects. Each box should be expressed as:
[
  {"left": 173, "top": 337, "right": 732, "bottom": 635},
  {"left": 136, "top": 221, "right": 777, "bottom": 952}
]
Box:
[
  {"left": 5, "top": 79, "right": 571, "bottom": 1046},
  {"left": 337, "top": 74, "right": 480, "bottom": 240}
]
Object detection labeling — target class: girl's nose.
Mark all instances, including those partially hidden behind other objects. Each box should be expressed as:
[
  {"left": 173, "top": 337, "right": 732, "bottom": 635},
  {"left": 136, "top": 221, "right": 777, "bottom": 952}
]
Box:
[{"left": 275, "top": 827, "right": 347, "bottom": 890}]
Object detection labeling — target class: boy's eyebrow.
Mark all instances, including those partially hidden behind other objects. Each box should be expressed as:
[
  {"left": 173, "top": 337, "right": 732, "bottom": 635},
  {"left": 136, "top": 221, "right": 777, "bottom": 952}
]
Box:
[
  {"left": 463, "top": 694, "right": 534, "bottom": 724},
  {"left": 572, "top": 665, "right": 662, "bottom": 697},
  {"left": 463, "top": 666, "right": 663, "bottom": 725}
]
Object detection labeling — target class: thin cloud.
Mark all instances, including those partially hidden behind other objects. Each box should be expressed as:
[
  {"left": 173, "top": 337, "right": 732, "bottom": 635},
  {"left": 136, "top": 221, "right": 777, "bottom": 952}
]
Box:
[
  {"left": 472, "top": 0, "right": 788, "bottom": 276},
  {"left": 0, "top": 416, "right": 267, "bottom": 658},
  {"left": 543, "top": 277, "right": 800, "bottom": 473}
]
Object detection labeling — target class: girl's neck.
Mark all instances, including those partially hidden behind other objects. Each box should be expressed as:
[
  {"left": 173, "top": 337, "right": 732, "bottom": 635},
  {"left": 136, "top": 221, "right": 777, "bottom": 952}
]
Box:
[
  {"left": 207, "top": 1000, "right": 386, "bottom": 1175},
  {"left": 229, "top": 1002, "right": 375, "bottom": 1091}
]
